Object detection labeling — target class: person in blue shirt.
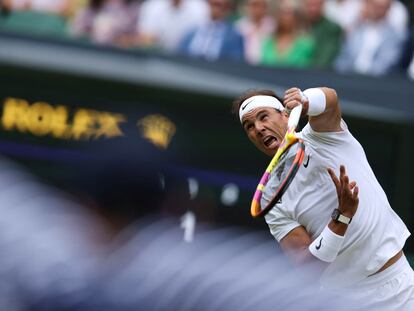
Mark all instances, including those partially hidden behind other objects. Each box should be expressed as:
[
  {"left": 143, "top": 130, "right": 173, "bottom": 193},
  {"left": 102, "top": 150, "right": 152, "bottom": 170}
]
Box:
[{"left": 178, "top": 0, "right": 244, "bottom": 62}]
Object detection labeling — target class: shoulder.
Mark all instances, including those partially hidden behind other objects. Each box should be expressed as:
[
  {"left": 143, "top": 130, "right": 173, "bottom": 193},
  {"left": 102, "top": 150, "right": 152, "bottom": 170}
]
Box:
[
  {"left": 320, "top": 17, "right": 342, "bottom": 32},
  {"left": 299, "top": 120, "right": 354, "bottom": 146}
]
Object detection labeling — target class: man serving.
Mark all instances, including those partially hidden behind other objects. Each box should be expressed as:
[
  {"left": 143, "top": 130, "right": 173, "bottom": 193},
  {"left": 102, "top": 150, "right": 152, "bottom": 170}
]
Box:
[{"left": 234, "top": 87, "right": 414, "bottom": 309}]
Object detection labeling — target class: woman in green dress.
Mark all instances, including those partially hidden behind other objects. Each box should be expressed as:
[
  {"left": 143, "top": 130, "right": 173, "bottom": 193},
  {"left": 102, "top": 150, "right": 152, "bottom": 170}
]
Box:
[{"left": 260, "top": 0, "right": 315, "bottom": 68}]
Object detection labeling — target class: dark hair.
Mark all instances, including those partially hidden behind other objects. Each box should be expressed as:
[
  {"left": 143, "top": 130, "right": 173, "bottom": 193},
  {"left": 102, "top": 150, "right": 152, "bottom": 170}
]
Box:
[{"left": 231, "top": 89, "right": 284, "bottom": 120}]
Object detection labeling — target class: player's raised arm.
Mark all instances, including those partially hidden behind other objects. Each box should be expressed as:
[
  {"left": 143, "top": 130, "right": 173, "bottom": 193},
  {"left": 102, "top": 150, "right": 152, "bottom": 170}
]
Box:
[
  {"left": 284, "top": 87, "right": 342, "bottom": 133},
  {"left": 279, "top": 165, "right": 359, "bottom": 265}
]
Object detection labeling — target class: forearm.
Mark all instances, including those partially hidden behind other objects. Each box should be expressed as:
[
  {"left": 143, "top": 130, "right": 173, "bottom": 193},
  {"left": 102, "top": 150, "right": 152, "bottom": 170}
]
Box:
[
  {"left": 280, "top": 218, "right": 349, "bottom": 265},
  {"left": 284, "top": 86, "right": 342, "bottom": 132},
  {"left": 305, "top": 87, "right": 342, "bottom": 132}
]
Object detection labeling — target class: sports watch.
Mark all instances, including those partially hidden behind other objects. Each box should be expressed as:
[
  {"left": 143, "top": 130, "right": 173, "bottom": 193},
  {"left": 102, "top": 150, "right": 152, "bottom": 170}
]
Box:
[{"left": 331, "top": 208, "right": 352, "bottom": 225}]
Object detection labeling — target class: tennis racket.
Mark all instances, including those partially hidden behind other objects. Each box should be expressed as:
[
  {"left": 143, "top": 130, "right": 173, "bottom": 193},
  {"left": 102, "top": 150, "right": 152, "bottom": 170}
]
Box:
[{"left": 250, "top": 104, "right": 305, "bottom": 218}]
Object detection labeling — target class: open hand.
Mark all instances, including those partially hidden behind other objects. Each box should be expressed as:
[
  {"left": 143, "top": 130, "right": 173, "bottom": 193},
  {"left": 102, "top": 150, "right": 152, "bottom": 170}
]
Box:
[{"left": 327, "top": 165, "right": 359, "bottom": 218}]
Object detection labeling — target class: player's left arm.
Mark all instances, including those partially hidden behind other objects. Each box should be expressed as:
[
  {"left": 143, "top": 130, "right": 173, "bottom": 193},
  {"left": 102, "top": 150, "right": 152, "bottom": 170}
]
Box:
[
  {"left": 284, "top": 87, "right": 342, "bottom": 133},
  {"left": 279, "top": 165, "right": 359, "bottom": 265}
]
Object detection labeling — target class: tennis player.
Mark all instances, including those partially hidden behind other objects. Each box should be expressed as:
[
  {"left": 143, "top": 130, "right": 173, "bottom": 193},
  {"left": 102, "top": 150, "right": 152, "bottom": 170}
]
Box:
[{"left": 233, "top": 87, "right": 414, "bottom": 309}]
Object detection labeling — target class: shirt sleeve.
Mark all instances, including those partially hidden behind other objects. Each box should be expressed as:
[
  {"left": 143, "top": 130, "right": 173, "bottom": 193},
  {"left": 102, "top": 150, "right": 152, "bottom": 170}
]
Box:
[
  {"left": 301, "top": 119, "right": 353, "bottom": 146},
  {"left": 261, "top": 168, "right": 301, "bottom": 242},
  {"left": 265, "top": 205, "right": 301, "bottom": 242}
]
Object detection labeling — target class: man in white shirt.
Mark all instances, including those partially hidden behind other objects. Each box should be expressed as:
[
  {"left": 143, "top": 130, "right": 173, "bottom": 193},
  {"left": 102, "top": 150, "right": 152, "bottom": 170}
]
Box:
[
  {"left": 137, "top": 0, "right": 209, "bottom": 51},
  {"left": 233, "top": 86, "right": 414, "bottom": 309},
  {"left": 325, "top": 0, "right": 408, "bottom": 38},
  {"left": 235, "top": 0, "right": 275, "bottom": 64},
  {"left": 334, "top": 0, "right": 404, "bottom": 76}
]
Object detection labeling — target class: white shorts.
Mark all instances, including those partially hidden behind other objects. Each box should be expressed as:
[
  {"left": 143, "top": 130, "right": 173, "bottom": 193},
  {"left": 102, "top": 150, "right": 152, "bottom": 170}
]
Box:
[{"left": 342, "top": 255, "right": 414, "bottom": 310}]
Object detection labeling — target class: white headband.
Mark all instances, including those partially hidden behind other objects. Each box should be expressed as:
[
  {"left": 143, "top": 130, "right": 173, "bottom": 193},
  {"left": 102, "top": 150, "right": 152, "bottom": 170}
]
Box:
[{"left": 239, "top": 95, "right": 284, "bottom": 123}]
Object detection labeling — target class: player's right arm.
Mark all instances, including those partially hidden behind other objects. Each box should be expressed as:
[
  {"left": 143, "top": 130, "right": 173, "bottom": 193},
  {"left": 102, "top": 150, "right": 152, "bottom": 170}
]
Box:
[
  {"left": 279, "top": 165, "right": 359, "bottom": 265},
  {"left": 284, "top": 87, "right": 342, "bottom": 133}
]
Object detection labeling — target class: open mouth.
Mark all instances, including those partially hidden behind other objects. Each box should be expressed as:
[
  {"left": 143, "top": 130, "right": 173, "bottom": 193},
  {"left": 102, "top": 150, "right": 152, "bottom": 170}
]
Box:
[{"left": 263, "top": 136, "right": 278, "bottom": 148}]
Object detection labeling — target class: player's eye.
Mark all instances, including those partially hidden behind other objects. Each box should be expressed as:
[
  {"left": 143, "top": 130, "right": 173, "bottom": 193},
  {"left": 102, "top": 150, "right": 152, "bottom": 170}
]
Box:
[
  {"left": 244, "top": 123, "right": 254, "bottom": 131},
  {"left": 259, "top": 114, "right": 268, "bottom": 121}
]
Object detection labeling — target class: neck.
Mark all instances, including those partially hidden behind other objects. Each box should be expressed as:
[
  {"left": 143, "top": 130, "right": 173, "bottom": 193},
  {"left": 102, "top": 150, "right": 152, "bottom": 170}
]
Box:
[
  {"left": 309, "top": 16, "right": 322, "bottom": 25},
  {"left": 277, "top": 26, "right": 297, "bottom": 36},
  {"left": 252, "top": 16, "right": 264, "bottom": 26}
]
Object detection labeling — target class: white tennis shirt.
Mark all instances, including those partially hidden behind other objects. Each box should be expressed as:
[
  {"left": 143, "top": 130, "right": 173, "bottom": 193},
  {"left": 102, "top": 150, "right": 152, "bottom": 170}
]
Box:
[{"left": 263, "top": 121, "right": 410, "bottom": 288}]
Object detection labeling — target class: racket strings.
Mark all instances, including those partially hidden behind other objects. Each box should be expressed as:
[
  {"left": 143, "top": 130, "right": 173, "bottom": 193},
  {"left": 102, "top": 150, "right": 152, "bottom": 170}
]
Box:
[{"left": 253, "top": 140, "right": 305, "bottom": 217}]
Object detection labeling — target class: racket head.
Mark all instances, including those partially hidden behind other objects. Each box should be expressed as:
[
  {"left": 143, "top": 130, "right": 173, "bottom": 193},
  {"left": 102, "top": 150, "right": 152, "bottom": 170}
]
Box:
[{"left": 251, "top": 140, "right": 305, "bottom": 217}]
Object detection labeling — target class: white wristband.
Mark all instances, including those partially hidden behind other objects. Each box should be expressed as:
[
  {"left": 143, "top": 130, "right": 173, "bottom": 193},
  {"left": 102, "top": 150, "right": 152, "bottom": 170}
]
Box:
[
  {"left": 309, "top": 225, "right": 344, "bottom": 262},
  {"left": 303, "top": 88, "right": 326, "bottom": 116}
]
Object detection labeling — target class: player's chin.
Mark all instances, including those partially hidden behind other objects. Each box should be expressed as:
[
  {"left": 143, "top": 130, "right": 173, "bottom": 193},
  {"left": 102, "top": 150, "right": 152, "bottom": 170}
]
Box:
[{"left": 263, "top": 145, "right": 278, "bottom": 157}]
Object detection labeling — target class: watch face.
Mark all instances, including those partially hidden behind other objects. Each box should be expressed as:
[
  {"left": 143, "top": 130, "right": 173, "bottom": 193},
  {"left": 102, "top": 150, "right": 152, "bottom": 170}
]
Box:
[{"left": 331, "top": 209, "right": 340, "bottom": 220}]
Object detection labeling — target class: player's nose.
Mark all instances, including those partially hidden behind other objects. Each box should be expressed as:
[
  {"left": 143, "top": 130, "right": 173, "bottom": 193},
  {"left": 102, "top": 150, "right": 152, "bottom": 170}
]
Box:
[{"left": 254, "top": 121, "right": 266, "bottom": 135}]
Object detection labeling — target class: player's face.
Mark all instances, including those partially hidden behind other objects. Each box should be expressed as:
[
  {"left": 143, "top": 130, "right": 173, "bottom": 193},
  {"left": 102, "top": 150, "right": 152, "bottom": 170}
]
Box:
[{"left": 242, "top": 107, "right": 288, "bottom": 156}]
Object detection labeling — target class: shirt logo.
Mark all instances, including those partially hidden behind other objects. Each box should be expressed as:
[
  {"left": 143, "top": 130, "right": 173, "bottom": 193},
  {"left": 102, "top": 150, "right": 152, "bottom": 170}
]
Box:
[
  {"left": 315, "top": 237, "right": 323, "bottom": 250},
  {"left": 303, "top": 154, "right": 310, "bottom": 168}
]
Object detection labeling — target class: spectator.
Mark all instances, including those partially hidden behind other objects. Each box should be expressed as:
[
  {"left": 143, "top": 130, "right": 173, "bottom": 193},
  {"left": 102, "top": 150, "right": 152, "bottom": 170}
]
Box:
[
  {"left": 325, "top": 0, "right": 408, "bottom": 39},
  {"left": 388, "top": 0, "right": 409, "bottom": 39},
  {"left": 235, "top": 0, "right": 275, "bottom": 65},
  {"left": 324, "top": 0, "right": 361, "bottom": 32},
  {"left": 4, "top": 0, "right": 70, "bottom": 15},
  {"left": 137, "top": 0, "right": 209, "bottom": 51},
  {"left": 334, "top": 0, "right": 404, "bottom": 76},
  {"left": 260, "top": 0, "right": 314, "bottom": 68},
  {"left": 2, "top": 0, "right": 29, "bottom": 10},
  {"left": 27, "top": 0, "right": 70, "bottom": 14},
  {"left": 70, "top": 0, "right": 140, "bottom": 46},
  {"left": 304, "top": 0, "right": 342, "bottom": 68},
  {"left": 179, "top": 0, "right": 244, "bottom": 62},
  {"left": 67, "top": 0, "right": 89, "bottom": 19}
]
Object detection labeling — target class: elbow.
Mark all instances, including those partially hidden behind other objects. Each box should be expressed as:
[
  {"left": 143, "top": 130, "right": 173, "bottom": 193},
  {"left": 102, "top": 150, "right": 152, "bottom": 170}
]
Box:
[{"left": 321, "top": 87, "right": 338, "bottom": 102}]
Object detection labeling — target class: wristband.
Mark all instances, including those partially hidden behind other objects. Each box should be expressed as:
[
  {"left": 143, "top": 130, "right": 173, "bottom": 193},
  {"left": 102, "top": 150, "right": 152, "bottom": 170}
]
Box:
[
  {"left": 303, "top": 88, "right": 326, "bottom": 116},
  {"left": 309, "top": 225, "right": 344, "bottom": 262}
]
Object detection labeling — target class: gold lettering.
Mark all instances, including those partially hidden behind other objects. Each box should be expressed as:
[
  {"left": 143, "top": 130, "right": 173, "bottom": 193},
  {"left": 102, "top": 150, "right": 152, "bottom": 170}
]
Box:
[
  {"left": 95, "top": 112, "right": 125, "bottom": 139},
  {"left": 2, "top": 98, "right": 30, "bottom": 132},
  {"left": 51, "top": 105, "right": 70, "bottom": 139},
  {"left": 26, "top": 102, "right": 54, "bottom": 136},
  {"left": 1, "top": 98, "right": 127, "bottom": 142},
  {"left": 70, "top": 109, "right": 96, "bottom": 140}
]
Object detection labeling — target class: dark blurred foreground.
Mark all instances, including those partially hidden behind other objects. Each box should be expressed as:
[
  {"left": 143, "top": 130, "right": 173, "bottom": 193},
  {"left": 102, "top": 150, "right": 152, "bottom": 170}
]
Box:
[{"left": 0, "top": 149, "right": 377, "bottom": 311}]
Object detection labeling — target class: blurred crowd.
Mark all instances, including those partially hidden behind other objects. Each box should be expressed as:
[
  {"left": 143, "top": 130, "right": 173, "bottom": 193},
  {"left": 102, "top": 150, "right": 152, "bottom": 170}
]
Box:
[{"left": 0, "top": 0, "right": 414, "bottom": 77}]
